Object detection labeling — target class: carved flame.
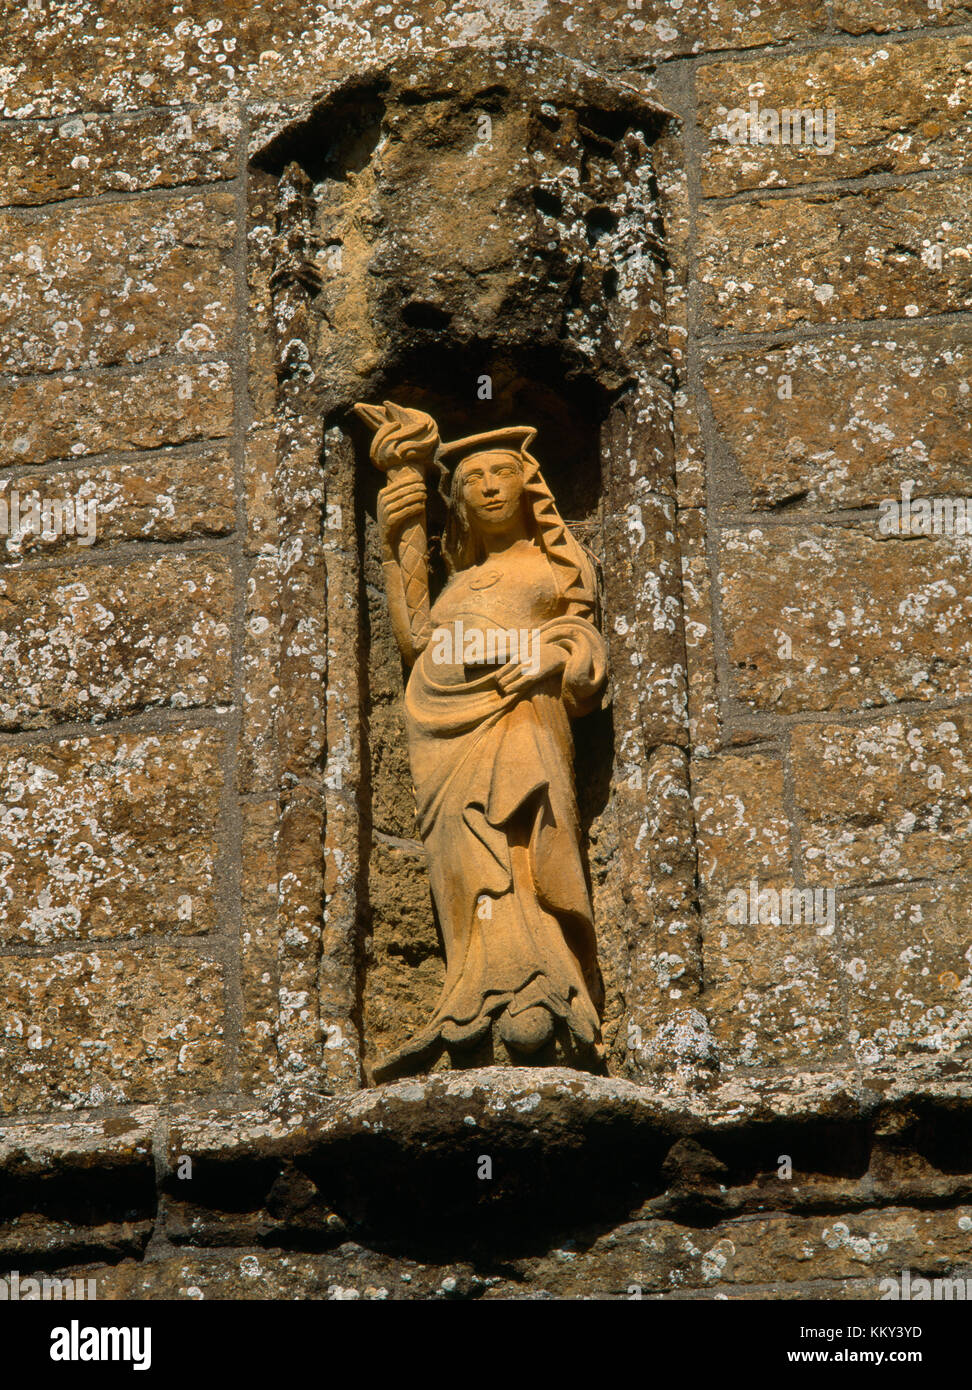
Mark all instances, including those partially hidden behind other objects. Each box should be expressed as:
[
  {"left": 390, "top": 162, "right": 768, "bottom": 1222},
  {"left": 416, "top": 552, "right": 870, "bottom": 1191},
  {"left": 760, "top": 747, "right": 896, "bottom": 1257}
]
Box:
[{"left": 354, "top": 400, "right": 439, "bottom": 472}]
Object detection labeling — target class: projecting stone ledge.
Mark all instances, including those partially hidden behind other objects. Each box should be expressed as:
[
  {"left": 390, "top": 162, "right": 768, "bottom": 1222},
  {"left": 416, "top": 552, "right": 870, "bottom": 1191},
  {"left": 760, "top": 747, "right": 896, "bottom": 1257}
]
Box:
[
  {"left": 2, "top": 1064, "right": 971, "bottom": 1266},
  {"left": 3, "top": 1063, "right": 971, "bottom": 1175}
]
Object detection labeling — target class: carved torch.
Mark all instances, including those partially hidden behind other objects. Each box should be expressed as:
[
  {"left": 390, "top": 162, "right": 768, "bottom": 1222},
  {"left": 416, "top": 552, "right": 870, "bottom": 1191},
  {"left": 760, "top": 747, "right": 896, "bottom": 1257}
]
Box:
[{"left": 353, "top": 400, "right": 439, "bottom": 654}]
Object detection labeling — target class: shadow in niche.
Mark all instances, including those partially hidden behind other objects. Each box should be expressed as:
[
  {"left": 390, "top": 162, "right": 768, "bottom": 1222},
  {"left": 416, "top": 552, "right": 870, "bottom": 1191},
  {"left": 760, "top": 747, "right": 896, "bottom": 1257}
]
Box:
[
  {"left": 252, "top": 78, "right": 387, "bottom": 183},
  {"left": 574, "top": 702, "right": 615, "bottom": 837},
  {"left": 347, "top": 341, "right": 612, "bottom": 520}
]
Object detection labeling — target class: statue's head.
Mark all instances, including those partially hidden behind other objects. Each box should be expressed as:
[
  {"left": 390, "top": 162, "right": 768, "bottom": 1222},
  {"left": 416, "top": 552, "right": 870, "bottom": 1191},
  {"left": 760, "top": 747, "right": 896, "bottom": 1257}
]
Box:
[
  {"left": 438, "top": 427, "right": 535, "bottom": 572},
  {"left": 436, "top": 423, "right": 595, "bottom": 622},
  {"left": 452, "top": 448, "right": 527, "bottom": 538}
]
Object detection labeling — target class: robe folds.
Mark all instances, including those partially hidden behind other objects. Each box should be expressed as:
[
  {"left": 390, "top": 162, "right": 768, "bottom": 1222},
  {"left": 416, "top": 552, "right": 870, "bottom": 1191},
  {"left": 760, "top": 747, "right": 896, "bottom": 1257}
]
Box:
[{"left": 386, "top": 596, "right": 608, "bottom": 1068}]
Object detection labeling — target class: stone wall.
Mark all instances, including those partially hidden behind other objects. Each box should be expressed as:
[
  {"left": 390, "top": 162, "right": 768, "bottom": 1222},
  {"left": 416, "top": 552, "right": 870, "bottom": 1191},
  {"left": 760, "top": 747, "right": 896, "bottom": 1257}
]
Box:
[{"left": 0, "top": 0, "right": 969, "bottom": 1299}]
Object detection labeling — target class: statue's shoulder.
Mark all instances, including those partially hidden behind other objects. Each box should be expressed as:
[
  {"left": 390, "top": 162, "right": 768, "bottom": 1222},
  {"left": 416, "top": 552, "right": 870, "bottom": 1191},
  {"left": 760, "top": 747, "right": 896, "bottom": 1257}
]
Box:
[
  {"left": 430, "top": 566, "right": 466, "bottom": 614},
  {"left": 439, "top": 566, "right": 470, "bottom": 593}
]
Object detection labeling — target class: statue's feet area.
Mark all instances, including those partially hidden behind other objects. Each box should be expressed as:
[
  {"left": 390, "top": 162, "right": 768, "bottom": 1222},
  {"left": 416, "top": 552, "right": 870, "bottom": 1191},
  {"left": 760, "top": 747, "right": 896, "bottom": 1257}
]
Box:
[
  {"left": 434, "top": 1008, "right": 604, "bottom": 1074},
  {"left": 371, "top": 996, "right": 607, "bottom": 1081},
  {"left": 497, "top": 1003, "right": 553, "bottom": 1052}
]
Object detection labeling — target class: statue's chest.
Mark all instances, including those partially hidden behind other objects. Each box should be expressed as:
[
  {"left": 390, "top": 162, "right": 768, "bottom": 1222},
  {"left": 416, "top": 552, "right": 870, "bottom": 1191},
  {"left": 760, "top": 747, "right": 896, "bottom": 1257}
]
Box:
[{"left": 431, "top": 550, "right": 560, "bottom": 628}]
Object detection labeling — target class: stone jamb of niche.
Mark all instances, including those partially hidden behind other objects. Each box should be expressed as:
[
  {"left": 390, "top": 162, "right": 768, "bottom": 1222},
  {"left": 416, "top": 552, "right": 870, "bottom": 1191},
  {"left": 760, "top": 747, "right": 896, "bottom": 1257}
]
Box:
[{"left": 244, "top": 42, "right": 709, "bottom": 1098}]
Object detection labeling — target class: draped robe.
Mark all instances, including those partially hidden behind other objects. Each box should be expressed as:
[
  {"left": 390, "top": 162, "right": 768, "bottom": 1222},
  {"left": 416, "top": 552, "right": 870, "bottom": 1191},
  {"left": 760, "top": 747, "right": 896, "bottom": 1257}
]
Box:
[{"left": 377, "top": 537, "right": 607, "bottom": 1073}]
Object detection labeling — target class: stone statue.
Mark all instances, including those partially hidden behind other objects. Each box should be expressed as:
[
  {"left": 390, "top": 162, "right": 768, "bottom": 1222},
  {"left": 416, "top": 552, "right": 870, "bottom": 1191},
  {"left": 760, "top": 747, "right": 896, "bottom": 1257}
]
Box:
[{"left": 354, "top": 401, "right": 608, "bottom": 1080}]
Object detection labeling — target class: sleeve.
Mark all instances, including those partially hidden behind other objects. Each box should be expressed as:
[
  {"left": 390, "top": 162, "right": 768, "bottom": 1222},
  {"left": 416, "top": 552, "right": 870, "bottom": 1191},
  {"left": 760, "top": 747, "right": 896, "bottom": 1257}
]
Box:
[{"left": 541, "top": 616, "right": 608, "bottom": 719}]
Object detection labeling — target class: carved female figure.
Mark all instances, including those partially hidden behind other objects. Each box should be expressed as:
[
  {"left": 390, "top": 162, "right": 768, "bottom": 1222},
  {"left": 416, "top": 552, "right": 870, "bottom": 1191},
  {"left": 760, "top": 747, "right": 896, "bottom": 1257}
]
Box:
[{"left": 355, "top": 402, "right": 608, "bottom": 1079}]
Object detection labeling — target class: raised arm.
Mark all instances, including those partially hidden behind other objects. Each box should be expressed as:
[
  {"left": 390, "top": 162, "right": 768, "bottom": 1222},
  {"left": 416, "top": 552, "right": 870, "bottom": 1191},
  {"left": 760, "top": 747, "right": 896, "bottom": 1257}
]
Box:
[
  {"left": 376, "top": 474, "right": 430, "bottom": 665},
  {"left": 354, "top": 401, "right": 439, "bottom": 666}
]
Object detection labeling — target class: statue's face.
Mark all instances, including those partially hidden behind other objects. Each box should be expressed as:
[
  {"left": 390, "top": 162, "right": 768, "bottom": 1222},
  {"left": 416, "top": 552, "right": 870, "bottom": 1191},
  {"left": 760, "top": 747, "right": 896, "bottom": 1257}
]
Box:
[{"left": 458, "top": 451, "right": 525, "bottom": 534}]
